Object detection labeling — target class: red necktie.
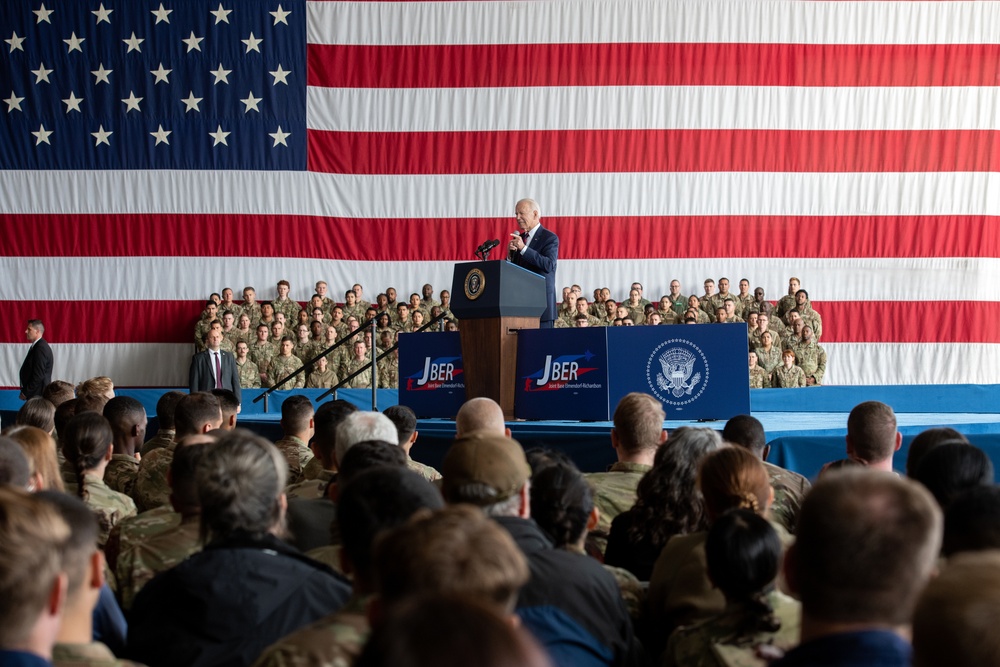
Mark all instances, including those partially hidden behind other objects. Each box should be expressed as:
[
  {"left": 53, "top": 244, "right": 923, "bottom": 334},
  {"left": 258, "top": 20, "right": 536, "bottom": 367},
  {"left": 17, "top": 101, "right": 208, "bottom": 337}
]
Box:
[{"left": 214, "top": 352, "right": 222, "bottom": 388}]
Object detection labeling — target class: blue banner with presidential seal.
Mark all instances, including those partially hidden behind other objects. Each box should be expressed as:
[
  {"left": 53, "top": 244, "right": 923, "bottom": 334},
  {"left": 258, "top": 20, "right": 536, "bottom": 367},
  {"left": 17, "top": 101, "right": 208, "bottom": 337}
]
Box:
[
  {"left": 607, "top": 325, "right": 750, "bottom": 420},
  {"left": 514, "top": 328, "right": 611, "bottom": 420},
  {"left": 397, "top": 331, "right": 467, "bottom": 418}
]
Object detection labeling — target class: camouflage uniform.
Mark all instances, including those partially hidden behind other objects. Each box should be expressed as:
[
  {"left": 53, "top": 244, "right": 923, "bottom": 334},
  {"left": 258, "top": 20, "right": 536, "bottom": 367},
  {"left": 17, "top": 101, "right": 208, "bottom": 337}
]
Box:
[
  {"left": 132, "top": 445, "right": 175, "bottom": 512},
  {"left": 106, "top": 506, "right": 180, "bottom": 576},
  {"left": 342, "top": 305, "right": 365, "bottom": 323},
  {"left": 583, "top": 462, "right": 651, "bottom": 556},
  {"left": 753, "top": 347, "right": 782, "bottom": 376},
  {"left": 781, "top": 331, "right": 801, "bottom": 352},
  {"left": 250, "top": 594, "right": 371, "bottom": 667},
  {"left": 566, "top": 544, "right": 645, "bottom": 623},
  {"left": 764, "top": 461, "right": 811, "bottom": 535},
  {"left": 692, "top": 309, "right": 712, "bottom": 324},
  {"left": 116, "top": 515, "right": 201, "bottom": 612},
  {"left": 272, "top": 297, "right": 300, "bottom": 323},
  {"left": 75, "top": 473, "right": 138, "bottom": 548},
  {"left": 140, "top": 429, "right": 174, "bottom": 459},
  {"left": 237, "top": 358, "right": 262, "bottom": 389},
  {"left": 797, "top": 305, "right": 823, "bottom": 340},
  {"left": 343, "top": 357, "right": 375, "bottom": 389},
  {"left": 295, "top": 341, "right": 315, "bottom": 364},
  {"left": 625, "top": 304, "right": 646, "bottom": 325},
  {"left": 668, "top": 294, "right": 688, "bottom": 316},
  {"left": 218, "top": 337, "right": 235, "bottom": 354},
  {"left": 306, "top": 369, "right": 338, "bottom": 389},
  {"left": 275, "top": 436, "right": 314, "bottom": 485},
  {"left": 286, "top": 470, "right": 334, "bottom": 500},
  {"left": 193, "top": 319, "right": 213, "bottom": 352},
  {"left": 792, "top": 341, "right": 826, "bottom": 385},
  {"left": 737, "top": 294, "right": 755, "bottom": 318},
  {"left": 302, "top": 457, "right": 325, "bottom": 481},
  {"left": 230, "top": 328, "right": 254, "bottom": 348},
  {"left": 249, "top": 341, "right": 277, "bottom": 379},
  {"left": 53, "top": 641, "right": 145, "bottom": 667},
  {"left": 407, "top": 455, "right": 442, "bottom": 482},
  {"left": 378, "top": 355, "right": 398, "bottom": 389},
  {"left": 749, "top": 366, "right": 770, "bottom": 389},
  {"left": 775, "top": 293, "right": 796, "bottom": 320},
  {"left": 269, "top": 354, "right": 305, "bottom": 389},
  {"left": 241, "top": 301, "right": 263, "bottom": 327},
  {"left": 104, "top": 454, "right": 139, "bottom": 497},
  {"left": 772, "top": 364, "right": 806, "bottom": 388},
  {"left": 663, "top": 590, "right": 801, "bottom": 667}
]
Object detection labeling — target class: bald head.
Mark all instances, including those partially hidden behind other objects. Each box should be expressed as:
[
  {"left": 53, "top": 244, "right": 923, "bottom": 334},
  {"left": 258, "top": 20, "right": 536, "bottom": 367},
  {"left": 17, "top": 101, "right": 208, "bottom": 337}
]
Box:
[{"left": 455, "top": 398, "right": 507, "bottom": 438}]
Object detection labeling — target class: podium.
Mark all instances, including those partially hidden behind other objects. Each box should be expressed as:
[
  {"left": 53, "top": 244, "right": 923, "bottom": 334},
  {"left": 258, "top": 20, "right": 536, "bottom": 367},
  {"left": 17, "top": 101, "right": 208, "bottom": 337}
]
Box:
[{"left": 450, "top": 261, "right": 546, "bottom": 417}]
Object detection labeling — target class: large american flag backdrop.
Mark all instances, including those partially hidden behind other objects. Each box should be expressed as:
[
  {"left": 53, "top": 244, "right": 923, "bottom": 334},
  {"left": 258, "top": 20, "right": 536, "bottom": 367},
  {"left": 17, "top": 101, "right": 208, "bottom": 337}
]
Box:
[{"left": 1, "top": 0, "right": 999, "bottom": 388}]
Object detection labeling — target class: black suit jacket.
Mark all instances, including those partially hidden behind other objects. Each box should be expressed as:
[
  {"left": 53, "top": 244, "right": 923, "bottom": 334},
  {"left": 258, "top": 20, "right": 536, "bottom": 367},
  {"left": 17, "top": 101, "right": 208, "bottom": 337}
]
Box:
[
  {"left": 189, "top": 348, "right": 242, "bottom": 404},
  {"left": 19, "top": 338, "right": 53, "bottom": 399},
  {"left": 510, "top": 225, "right": 559, "bottom": 324}
]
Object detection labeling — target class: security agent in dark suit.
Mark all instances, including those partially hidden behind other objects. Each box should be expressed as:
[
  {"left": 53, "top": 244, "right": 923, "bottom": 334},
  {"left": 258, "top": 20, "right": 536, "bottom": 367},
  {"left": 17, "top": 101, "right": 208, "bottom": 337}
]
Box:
[
  {"left": 19, "top": 319, "right": 53, "bottom": 400},
  {"left": 189, "top": 329, "right": 242, "bottom": 406},
  {"left": 508, "top": 198, "right": 559, "bottom": 328}
]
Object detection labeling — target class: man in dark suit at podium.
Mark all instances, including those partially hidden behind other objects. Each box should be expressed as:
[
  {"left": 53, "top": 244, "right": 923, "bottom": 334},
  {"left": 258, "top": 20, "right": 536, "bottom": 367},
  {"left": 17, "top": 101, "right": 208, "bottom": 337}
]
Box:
[
  {"left": 508, "top": 198, "right": 559, "bottom": 328},
  {"left": 190, "top": 329, "right": 242, "bottom": 406},
  {"left": 19, "top": 319, "right": 53, "bottom": 400}
]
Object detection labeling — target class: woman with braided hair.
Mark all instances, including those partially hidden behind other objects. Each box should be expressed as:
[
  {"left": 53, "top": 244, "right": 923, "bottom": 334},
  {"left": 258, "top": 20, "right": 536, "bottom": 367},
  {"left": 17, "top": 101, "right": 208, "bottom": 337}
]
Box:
[
  {"left": 643, "top": 446, "right": 782, "bottom": 659},
  {"left": 663, "top": 509, "right": 800, "bottom": 666},
  {"left": 60, "top": 411, "right": 136, "bottom": 548}
]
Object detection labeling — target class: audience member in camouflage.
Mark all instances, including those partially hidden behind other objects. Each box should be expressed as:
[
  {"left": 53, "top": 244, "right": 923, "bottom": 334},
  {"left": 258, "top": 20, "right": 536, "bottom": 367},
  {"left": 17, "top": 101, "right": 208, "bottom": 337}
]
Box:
[
  {"left": 793, "top": 290, "right": 823, "bottom": 340},
  {"left": 275, "top": 395, "right": 316, "bottom": 485},
  {"left": 772, "top": 351, "right": 806, "bottom": 388},
  {"left": 753, "top": 332, "right": 782, "bottom": 376},
  {"left": 748, "top": 352, "right": 770, "bottom": 389},
  {"left": 272, "top": 281, "right": 300, "bottom": 323},
  {"left": 138, "top": 391, "right": 183, "bottom": 459},
  {"left": 792, "top": 326, "right": 826, "bottom": 386},
  {"left": 343, "top": 341, "right": 375, "bottom": 389},
  {"left": 105, "top": 506, "right": 180, "bottom": 578},
  {"left": 378, "top": 349, "right": 399, "bottom": 389},
  {"left": 775, "top": 277, "right": 800, "bottom": 320},
  {"left": 269, "top": 338, "right": 306, "bottom": 389},
  {"left": 76, "top": 472, "right": 137, "bottom": 548},
  {"left": 250, "top": 595, "right": 371, "bottom": 667},
  {"left": 241, "top": 287, "right": 263, "bottom": 326},
  {"left": 306, "top": 356, "right": 337, "bottom": 389},
  {"left": 102, "top": 396, "right": 147, "bottom": 498},
  {"left": 103, "top": 455, "right": 139, "bottom": 497},
  {"left": 723, "top": 414, "right": 811, "bottom": 536},
  {"left": 585, "top": 392, "right": 665, "bottom": 555},
  {"left": 117, "top": 514, "right": 200, "bottom": 612},
  {"left": 235, "top": 342, "right": 262, "bottom": 389}
]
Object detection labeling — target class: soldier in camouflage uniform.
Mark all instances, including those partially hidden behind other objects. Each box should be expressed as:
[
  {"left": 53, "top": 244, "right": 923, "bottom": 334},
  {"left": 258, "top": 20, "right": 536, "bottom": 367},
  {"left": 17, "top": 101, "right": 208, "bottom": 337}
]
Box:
[
  {"left": 105, "top": 505, "right": 179, "bottom": 582},
  {"left": 793, "top": 325, "right": 826, "bottom": 386},
  {"left": 342, "top": 340, "right": 375, "bottom": 389},
  {"left": 792, "top": 289, "right": 823, "bottom": 340},
  {"left": 775, "top": 277, "right": 800, "bottom": 321},
  {"left": 688, "top": 296, "right": 713, "bottom": 323},
  {"left": 274, "top": 395, "right": 315, "bottom": 485},
  {"left": 342, "top": 290, "right": 365, "bottom": 322},
  {"left": 102, "top": 396, "right": 147, "bottom": 498},
  {"left": 306, "top": 356, "right": 337, "bottom": 389},
  {"left": 421, "top": 283, "right": 439, "bottom": 310},
  {"left": 383, "top": 405, "right": 442, "bottom": 483},
  {"left": 748, "top": 352, "right": 770, "bottom": 389},
  {"left": 329, "top": 307, "right": 349, "bottom": 339},
  {"left": 235, "top": 341, "right": 262, "bottom": 389},
  {"left": 249, "top": 324, "right": 277, "bottom": 386},
  {"left": 782, "top": 319, "right": 805, "bottom": 352},
  {"left": 392, "top": 303, "right": 412, "bottom": 330},
  {"left": 557, "top": 288, "right": 577, "bottom": 321},
  {"left": 723, "top": 297, "right": 744, "bottom": 323},
  {"left": 377, "top": 343, "right": 399, "bottom": 389},
  {"left": 193, "top": 301, "right": 218, "bottom": 352},
  {"left": 584, "top": 392, "right": 665, "bottom": 555},
  {"left": 241, "top": 286, "right": 263, "bottom": 327},
  {"left": 139, "top": 391, "right": 184, "bottom": 458},
  {"left": 407, "top": 293, "right": 430, "bottom": 321},
  {"left": 72, "top": 471, "right": 137, "bottom": 549},
  {"left": 574, "top": 298, "right": 601, "bottom": 327},
  {"left": 754, "top": 331, "right": 782, "bottom": 376},
  {"left": 294, "top": 324, "right": 314, "bottom": 364},
  {"left": 772, "top": 350, "right": 807, "bottom": 388},
  {"left": 314, "top": 280, "right": 335, "bottom": 315},
  {"left": 231, "top": 313, "right": 255, "bottom": 347},
  {"left": 272, "top": 280, "right": 300, "bottom": 323},
  {"left": 269, "top": 337, "right": 306, "bottom": 389},
  {"left": 115, "top": 441, "right": 208, "bottom": 611}
]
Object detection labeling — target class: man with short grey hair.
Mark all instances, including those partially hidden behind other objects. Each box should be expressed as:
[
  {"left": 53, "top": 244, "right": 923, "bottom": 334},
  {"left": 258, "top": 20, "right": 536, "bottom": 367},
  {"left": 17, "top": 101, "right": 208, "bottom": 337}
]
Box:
[
  {"left": 127, "top": 429, "right": 350, "bottom": 667},
  {"left": 333, "top": 411, "right": 398, "bottom": 469}
]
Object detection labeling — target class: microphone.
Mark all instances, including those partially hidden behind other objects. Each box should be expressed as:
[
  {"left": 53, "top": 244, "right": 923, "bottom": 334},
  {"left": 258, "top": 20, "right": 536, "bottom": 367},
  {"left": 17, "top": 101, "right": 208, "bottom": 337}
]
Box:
[{"left": 483, "top": 239, "right": 500, "bottom": 252}]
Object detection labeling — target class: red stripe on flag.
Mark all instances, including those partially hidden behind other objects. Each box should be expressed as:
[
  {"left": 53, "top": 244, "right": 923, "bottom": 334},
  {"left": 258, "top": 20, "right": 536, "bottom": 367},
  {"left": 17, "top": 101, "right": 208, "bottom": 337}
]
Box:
[
  {"left": 308, "top": 43, "right": 1000, "bottom": 88},
  {"left": 1, "top": 301, "right": 203, "bottom": 344},
  {"left": 0, "top": 300, "right": 997, "bottom": 344},
  {"left": 307, "top": 129, "right": 1000, "bottom": 175},
  {"left": 3, "top": 214, "right": 999, "bottom": 260}
]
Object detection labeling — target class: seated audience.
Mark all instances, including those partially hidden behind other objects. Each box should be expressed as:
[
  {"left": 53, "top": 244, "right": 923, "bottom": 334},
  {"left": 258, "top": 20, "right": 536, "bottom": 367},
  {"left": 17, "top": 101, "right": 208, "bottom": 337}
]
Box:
[
  {"left": 4, "top": 426, "right": 63, "bottom": 493},
  {"left": 911, "top": 442, "right": 993, "bottom": 510},
  {"left": 845, "top": 400, "right": 901, "bottom": 471},
  {"left": 905, "top": 426, "right": 968, "bottom": 477},
  {"left": 382, "top": 405, "right": 441, "bottom": 482},
  {"left": 16, "top": 397, "right": 56, "bottom": 434},
  {"left": 101, "top": 397, "right": 146, "bottom": 497},
  {"left": 941, "top": 485, "right": 1000, "bottom": 557},
  {"left": 127, "top": 430, "right": 351, "bottom": 667},
  {"left": 140, "top": 391, "right": 185, "bottom": 458}
]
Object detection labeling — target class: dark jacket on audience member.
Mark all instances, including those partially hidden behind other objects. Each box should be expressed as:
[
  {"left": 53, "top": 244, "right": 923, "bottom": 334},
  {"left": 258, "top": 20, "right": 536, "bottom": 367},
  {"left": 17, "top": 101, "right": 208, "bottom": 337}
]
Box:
[
  {"left": 126, "top": 532, "right": 351, "bottom": 667},
  {"left": 494, "top": 516, "right": 648, "bottom": 667}
]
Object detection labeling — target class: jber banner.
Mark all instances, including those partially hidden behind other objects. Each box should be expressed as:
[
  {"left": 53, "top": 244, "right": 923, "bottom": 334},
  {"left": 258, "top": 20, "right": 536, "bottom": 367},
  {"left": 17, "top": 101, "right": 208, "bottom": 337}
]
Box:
[
  {"left": 516, "top": 325, "right": 750, "bottom": 421},
  {"left": 397, "top": 332, "right": 466, "bottom": 418},
  {"left": 514, "top": 328, "right": 611, "bottom": 421}
]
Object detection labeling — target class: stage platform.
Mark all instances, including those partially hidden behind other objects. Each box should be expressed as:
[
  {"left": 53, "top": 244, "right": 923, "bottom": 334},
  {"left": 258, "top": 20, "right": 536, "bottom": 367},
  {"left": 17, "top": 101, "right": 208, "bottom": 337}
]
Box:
[{"left": 3, "top": 385, "right": 998, "bottom": 481}]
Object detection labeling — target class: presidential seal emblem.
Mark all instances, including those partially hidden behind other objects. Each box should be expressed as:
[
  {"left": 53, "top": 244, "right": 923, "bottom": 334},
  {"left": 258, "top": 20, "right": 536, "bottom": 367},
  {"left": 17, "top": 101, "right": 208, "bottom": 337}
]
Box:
[
  {"left": 464, "top": 268, "right": 486, "bottom": 300},
  {"left": 646, "top": 339, "right": 710, "bottom": 406}
]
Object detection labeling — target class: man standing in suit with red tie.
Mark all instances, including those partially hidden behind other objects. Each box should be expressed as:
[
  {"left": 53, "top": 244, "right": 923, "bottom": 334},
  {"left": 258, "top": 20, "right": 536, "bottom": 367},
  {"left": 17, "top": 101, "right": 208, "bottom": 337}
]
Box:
[
  {"left": 508, "top": 198, "right": 559, "bottom": 328},
  {"left": 189, "top": 329, "right": 242, "bottom": 406},
  {"left": 19, "top": 319, "right": 53, "bottom": 399}
]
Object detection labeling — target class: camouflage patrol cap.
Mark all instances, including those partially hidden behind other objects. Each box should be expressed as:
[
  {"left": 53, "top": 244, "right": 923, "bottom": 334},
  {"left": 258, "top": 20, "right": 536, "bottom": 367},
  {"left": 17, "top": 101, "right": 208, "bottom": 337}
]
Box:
[{"left": 441, "top": 434, "right": 530, "bottom": 505}]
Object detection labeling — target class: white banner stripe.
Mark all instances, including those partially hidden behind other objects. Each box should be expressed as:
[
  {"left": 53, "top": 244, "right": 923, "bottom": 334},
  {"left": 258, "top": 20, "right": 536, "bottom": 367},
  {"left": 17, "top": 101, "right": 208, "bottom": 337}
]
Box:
[
  {"left": 0, "top": 342, "right": 996, "bottom": 388},
  {"left": 3, "top": 257, "right": 1000, "bottom": 303},
  {"left": 822, "top": 343, "right": 1000, "bottom": 385},
  {"left": 307, "top": 86, "right": 1000, "bottom": 133},
  {"left": 0, "top": 344, "right": 191, "bottom": 388},
  {"left": 5, "top": 170, "right": 1000, "bottom": 218},
  {"left": 307, "top": 0, "right": 1000, "bottom": 47}
]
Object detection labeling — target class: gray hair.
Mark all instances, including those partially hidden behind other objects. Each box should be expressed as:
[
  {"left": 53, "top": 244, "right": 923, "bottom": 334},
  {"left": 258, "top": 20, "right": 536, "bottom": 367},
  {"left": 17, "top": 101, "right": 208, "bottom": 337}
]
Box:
[
  {"left": 516, "top": 198, "right": 541, "bottom": 219},
  {"left": 335, "top": 412, "right": 400, "bottom": 466},
  {"left": 197, "top": 429, "right": 288, "bottom": 543},
  {"left": 455, "top": 397, "right": 506, "bottom": 438}
]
